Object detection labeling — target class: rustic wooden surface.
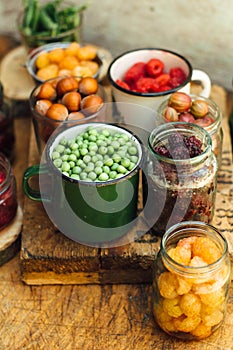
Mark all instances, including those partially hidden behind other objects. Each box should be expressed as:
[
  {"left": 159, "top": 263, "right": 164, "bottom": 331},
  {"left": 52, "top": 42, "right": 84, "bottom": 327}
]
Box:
[
  {"left": 0, "top": 35, "right": 233, "bottom": 349},
  {"left": 20, "top": 84, "right": 233, "bottom": 285}
]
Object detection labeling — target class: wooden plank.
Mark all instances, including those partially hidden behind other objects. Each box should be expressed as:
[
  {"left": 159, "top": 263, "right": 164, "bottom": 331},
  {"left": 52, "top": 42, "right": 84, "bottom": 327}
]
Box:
[
  {"left": 1, "top": 255, "right": 233, "bottom": 350},
  {"left": 20, "top": 85, "right": 233, "bottom": 285}
]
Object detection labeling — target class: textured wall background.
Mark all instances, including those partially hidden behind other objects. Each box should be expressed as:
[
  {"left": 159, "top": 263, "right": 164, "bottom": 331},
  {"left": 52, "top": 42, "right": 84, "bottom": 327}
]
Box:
[{"left": 0, "top": 0, "right": 233, "bottom": 91}]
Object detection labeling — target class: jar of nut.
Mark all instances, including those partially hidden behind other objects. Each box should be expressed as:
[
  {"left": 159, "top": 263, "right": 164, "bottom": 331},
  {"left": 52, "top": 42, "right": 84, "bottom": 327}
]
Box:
[
  {"left": 152, "top": 221, "right": 231, "bottom": 340},
  {"left": 143, "top": 122, "right": 218, "bottom": 235},
  {"left": 157, "top": 92, "right": 223, "bottom": 167}
]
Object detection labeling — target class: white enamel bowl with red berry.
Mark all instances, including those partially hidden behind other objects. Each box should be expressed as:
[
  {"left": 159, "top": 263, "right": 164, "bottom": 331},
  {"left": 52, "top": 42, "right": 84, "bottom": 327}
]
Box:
[{"left": 107, "top": 48, "right": 211, "bottom": 132}]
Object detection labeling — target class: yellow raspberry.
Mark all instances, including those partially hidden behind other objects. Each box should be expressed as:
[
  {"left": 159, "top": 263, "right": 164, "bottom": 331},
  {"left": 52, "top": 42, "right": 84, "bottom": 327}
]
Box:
[
  {"left": 199, "top": 288, "right": 225, "bottom": 308},
  {"left": 173, "top": 314, "right": 201, "bottom": 333},
  {"left": 191, "top": 322, "right": 212, "bottom": 339},
  {"left": 192, "top": 236, "right": 221, "bottom": 264},
  {"left": 179, "top": 292, "right": 202, "bottom": 317},
  {"left": 157, "top": 272, "right": 178, "bottom": 299},
  {"left": 168, "top": 246, "right": 191, "bottom": 266},
  {"left": 202, "top": 308, "right": 224, "bottom": 327},
  {"left": 176, "top": 275, "right": 192, "bottom": 295}
]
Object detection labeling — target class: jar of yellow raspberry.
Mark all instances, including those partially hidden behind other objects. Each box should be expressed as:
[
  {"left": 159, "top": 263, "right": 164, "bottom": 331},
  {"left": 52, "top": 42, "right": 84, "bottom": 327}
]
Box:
[{"left": 152, "top": 221, "right": 232, "bottom": 340}]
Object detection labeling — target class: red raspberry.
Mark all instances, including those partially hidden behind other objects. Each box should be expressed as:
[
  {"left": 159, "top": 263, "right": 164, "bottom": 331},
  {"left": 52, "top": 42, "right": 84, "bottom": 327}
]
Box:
[
  {"left": 124, "top": 62, "right": 147, "bottom": 86},
  {"left": 116, "top": 79, "right": 130, "bottom": 90},
  {"left": 146, "top": 59, "right": 164, "bottom": 77}
]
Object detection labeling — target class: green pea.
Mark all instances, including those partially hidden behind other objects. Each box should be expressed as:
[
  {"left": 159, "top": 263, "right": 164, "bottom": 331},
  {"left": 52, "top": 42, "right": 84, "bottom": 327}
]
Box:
[
  {"left": 101, "top": 129, "right": 110, "bottom": 137},
  {"left": 121, "top": 158, "right": 131, "bottom": 168},
  {"left": 88, "top": 134, "right": 97, "bottom": 142},
  {"left": 128, "top": 146, "right": 138, "bottom": 155},
  {"left": 128, "top": 162, "right": 136, "bottom": 171},
  {"left": 61, "top": 154, "right": 69, "bottom": 161},
  {"left": 112, "top": 140, "right": 120, "bottom": 149},
  {"left": 118, "top": 137, "right": 126, "bottom": 145},
  {"left": 111, "top": 162, "right": 119, "bottom": 171},
  {"left": 96, "top": 154, "right": 103, "bottom": 161},
  {"left": 89, "top": 144, "right": 98, "bottom": 152},
  {"left": 69, "top": 161, "right": 75, "bottom": 168},
  {"left": 130, "top": 155, "right": 139, "bottom": 163},
  {"left": 99, "top": 146, "right": 108, "bottom": 155},
  {"left": 88, "top": 128, "right": 98, "bottom": 136},
  {"left": 52, "top": 151, "right": 60, "bottom": 160},
  {"left": 61, "top": 162, "right": 70, "bottom": 172},
  {"left": 80, "top": 172, "right": 88, "bottom": 180},
  {"left": 83, "top": 132, "right": 89, "bottom": 139},
  {"left": 98, "top": 134, "right": 107, "bottom": 140},
  {"left": 53, "top": 158, "right": 62, "bottom": 168},
  {"left": 68, "top": 154, "right": 77, "bottom": 162},
  {"left": 95, "top": 166, "right": 103, "bottom": 175},
  {"left": 92, "top": 155, "right": 99, "bottom": 163},
  {"left": 62, "top": 171, "right": 70, "bottom": 177},
  {"left": 70, "top": 142, "right": 79, "bottom": 151},
  {"left": 55, "top": 144, "right": 65, "bottom": 153},
  {"left": 98, "top": 172, "right": 109, "bottom": 181},
  {"left": 107, "top": 145, "right": 114, "bottom": 155},
  {"left": 83, "top": 155, "right": 92, "bottom": 164},
  {"left": 80, "top": 148, "right": 88, "bottom": 156},
  {"left": 85, "top": 163, "right": 94, "bottom": 173},
  {"left": 76, "top": 159, "right": 85, "bottom": 168},
  {"left": 59, "top": 138, "right": 68, "bottom": 146},
  {"left": 95, "top": 160, "right": 103, "bottom": 167},
  {"left": 72, "top": 166, "right": 82, "bottom": 174},
  {"left": 88, "top": 171, "right": 97, "bottom": 181},
  {"left": 113, "top": 154, "right": 121, "bottom": 163},
  {"left": 73, "top": 149, "right": 80, "bottom": 158},
  {"left": 64, "top": 148, "right": 71, "bottom": 155},
  {"left": 117, "top": 165, "right": 127, "bottom": 174},
  {"left": 109, "top": 171, "right": 117, "bottom": 179},
  {"left": 104, "top": 158, "right": 113, "bottom": 167},
  {"left": 70, "top": 174, "right": 80, "bottom": 180},
  {"left": 117, "top": 150, "right": 126, "bottom": 158},
  {"left": 103, "top": 165, "right": 110, "bottom": 174},
  {"left": 115, "top": 173, "right": 124, "bottom": 179}
]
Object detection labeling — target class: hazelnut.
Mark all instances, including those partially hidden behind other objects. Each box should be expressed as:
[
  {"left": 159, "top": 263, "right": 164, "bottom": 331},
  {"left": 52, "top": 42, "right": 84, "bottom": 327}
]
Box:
[{"left": 80, "top": 95, "right": 104, "bottom": 115}]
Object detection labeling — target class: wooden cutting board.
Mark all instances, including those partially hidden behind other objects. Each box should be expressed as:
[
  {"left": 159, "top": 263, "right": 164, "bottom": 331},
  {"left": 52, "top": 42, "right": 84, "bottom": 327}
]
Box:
[{"left": 20, "top": 84, "right": 233, "bottom": 285}]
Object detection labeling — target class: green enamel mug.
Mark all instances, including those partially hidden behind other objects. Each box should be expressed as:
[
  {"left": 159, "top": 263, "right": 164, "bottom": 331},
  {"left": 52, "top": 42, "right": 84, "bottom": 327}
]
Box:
[{"left": 23, "top": 122, "right": 143, "bottom": 247}]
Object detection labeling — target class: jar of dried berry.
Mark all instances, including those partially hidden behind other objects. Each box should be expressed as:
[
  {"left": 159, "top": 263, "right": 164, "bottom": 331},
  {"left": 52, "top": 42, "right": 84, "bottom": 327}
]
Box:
[
  {"left": 143, "top": 122, "right": 218, "bottom": 235},
  {"left": 0, "top": 81, "right": 15, "bottom": 161},
  {"left": 157, "top": 94, "right": 223, "bottom": 166},
  {"left": 0, "top": 152, "right": 18, "bottom": 230},
  {"left": 152, "top": 221, "right": 231, "bottom": 340}
]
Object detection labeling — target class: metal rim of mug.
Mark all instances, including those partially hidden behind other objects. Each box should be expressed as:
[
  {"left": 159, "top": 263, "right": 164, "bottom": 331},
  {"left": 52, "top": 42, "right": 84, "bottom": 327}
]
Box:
[{"left": 44, "top": 122, "right": 143, "bottom": 186}]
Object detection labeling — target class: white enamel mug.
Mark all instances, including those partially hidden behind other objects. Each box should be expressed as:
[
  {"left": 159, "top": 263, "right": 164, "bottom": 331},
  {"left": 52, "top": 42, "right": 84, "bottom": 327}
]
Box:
[{"left": 107, "top": 48, "right": 211, "bottom": 132}]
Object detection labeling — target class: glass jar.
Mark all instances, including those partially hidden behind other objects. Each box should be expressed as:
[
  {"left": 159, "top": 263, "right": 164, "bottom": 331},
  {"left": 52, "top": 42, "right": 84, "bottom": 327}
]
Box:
[
  {"left": 157, "top": 94, "right": 223, "bottom": 167},
  {"left": 152, "top": 221, "right": 232, "bottom": 340},
  {"left": 0, "top": 152, "right": 18, "bottom": 230},
  {"left": 17, "top": 0, "right": 84, "bottom": 51},
  {"left": 0, "top": 82, "right": 15, "bottom": 161},
  {"left": 143, "top": 122, "right": 218, "bottom": 236}
]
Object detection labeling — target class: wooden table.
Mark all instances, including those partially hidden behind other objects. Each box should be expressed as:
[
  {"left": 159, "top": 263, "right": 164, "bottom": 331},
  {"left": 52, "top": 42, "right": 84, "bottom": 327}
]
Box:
[{"left": 0, "top": 35, "right": 233, "bottom": 349}]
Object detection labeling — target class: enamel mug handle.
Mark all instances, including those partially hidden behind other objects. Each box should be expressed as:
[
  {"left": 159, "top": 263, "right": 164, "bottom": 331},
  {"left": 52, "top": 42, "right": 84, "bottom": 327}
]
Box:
[
  {"left": 23, "top": 164, "right": 50, "bottom": 202},
  {"left": 191, "top": 69, "right": 211, "bottom": 98}
]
